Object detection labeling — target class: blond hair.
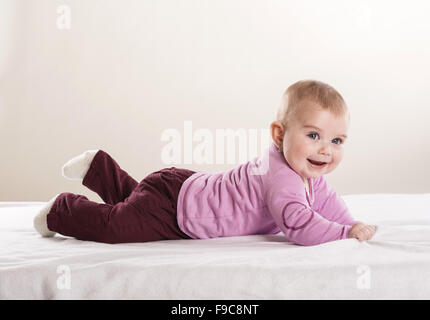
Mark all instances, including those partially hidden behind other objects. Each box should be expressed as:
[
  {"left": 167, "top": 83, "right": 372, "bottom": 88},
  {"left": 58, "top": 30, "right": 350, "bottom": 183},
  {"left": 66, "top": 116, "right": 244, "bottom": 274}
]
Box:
[{"left": 276, "top": 80, "right": 348, "bottom": 128}]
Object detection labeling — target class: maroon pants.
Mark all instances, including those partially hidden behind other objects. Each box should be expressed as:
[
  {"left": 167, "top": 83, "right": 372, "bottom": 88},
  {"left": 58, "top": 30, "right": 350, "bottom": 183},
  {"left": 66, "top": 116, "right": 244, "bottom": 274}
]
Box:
[{"left": 47, "top": 150, "right": 195, "bottom": 244}]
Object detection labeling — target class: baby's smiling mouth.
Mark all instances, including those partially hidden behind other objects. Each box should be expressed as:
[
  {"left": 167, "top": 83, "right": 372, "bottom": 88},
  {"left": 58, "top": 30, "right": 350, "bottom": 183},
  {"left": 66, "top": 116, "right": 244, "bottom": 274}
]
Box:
[{"left": 307, "top": 158, "right": 328, "bottom": 166}]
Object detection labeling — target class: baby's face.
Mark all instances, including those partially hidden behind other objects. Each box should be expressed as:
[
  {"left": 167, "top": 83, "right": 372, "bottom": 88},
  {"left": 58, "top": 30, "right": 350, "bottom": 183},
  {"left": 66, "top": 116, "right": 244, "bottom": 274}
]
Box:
[{"left": 281, "top": 102, "right": 349, "bottom": 182}]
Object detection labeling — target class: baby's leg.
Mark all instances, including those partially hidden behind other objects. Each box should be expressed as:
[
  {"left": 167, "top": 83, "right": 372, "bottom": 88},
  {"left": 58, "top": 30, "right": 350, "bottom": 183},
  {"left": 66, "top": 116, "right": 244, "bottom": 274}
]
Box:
[
  {"left": 43, "top": 192, "right": 167, "bottom": 244},
  {"left": 35, "top": 168, "right": 194, "bottom": 243},
  {"left": 82, "top": 150, "right": 138, "bottom": 204},
  {"left": 63, "top": 150, "right": 138, "bottom": 205}
]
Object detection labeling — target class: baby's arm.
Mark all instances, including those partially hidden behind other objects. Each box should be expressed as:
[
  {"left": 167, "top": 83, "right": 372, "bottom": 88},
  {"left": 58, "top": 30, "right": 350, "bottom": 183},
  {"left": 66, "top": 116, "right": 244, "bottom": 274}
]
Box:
[
  {"left": 311, "top": 176, "right": 357, "bottom": 226},
  {"left": 265, "top": 183, "right": 353, "bottom": 246},
  {"left": 312, "top": 176, "right": 377, "bottom": 241}
]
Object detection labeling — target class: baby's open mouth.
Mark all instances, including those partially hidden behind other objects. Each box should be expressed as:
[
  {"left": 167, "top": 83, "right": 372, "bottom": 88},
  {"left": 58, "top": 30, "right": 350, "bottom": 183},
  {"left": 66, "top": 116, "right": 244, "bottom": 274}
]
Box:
[{"left": 307, "top": 158, "right": 327, "bottom": 166}]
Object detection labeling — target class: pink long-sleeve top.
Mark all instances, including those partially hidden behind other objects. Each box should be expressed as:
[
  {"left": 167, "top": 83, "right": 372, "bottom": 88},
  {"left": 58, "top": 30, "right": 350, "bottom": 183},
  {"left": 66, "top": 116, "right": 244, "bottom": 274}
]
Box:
[{"left": 176, "top": 142, "right": 357, "bottom": 246}]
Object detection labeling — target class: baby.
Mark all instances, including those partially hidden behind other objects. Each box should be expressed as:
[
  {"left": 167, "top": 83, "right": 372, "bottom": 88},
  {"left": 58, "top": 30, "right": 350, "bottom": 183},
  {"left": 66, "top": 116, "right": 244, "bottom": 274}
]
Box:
[{"left": 34, "top": 80, "right": 376, "bottom": 245}]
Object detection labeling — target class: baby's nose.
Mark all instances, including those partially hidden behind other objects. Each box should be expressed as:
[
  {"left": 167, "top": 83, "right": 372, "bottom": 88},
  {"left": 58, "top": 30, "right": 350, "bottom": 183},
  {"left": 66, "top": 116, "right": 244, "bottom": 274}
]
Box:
[{"left": 318, "top": 142, "right": 331, "bottom": 155}]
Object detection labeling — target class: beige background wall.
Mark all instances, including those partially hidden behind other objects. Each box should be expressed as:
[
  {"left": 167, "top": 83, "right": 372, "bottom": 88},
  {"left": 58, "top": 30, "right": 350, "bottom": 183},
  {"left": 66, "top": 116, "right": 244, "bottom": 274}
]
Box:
[{"left": 1, "top": 0, "right": 429, "bottom": 201}]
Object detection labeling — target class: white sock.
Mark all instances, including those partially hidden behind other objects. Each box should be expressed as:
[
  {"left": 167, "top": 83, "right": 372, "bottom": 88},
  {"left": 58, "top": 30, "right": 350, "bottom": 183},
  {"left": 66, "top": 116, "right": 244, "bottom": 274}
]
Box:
[
  {"left": 33, "top": 194, "right": 60, "bottom": 237},
  {"left": 62, "top": 149, "right": 99, "bottom": 180}
]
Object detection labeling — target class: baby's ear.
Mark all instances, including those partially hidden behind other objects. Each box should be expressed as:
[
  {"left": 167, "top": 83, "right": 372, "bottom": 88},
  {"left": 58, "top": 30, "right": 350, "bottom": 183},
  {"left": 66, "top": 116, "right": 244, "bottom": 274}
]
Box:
[
  {"left": 270, "top": 121, "right": 285, "bottom": 138},
  {"left": 270, "top": 121, "right": 284, "bottom": 141}
]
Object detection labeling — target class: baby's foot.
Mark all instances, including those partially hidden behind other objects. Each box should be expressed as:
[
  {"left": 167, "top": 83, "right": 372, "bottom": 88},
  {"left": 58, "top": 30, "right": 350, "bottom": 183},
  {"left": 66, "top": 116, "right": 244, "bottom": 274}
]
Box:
[
  {"left": 62, "top": 150, "right": 99, "bottom": 180},
  {"left": 33, "top": 194, "right": 60, "bottom": 237}
]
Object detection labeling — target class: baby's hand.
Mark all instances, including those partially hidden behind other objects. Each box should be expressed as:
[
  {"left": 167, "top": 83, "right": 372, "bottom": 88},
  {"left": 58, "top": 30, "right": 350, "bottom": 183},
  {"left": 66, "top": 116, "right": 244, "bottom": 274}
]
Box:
[{"left": 348, "top": 222, "right": 377, "bottom": 242}]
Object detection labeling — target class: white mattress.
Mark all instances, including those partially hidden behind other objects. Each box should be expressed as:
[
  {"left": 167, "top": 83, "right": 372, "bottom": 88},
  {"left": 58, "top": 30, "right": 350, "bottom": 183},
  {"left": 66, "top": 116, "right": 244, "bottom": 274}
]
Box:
[{"left": 1, "top": 193, "right": 430, "bottom": 299}]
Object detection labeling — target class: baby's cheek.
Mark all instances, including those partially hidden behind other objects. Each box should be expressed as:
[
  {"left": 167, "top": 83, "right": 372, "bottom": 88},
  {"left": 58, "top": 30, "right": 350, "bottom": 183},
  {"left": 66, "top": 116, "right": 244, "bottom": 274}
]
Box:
[
  {"left": 331, "top": 150, "right": 344, "bottom": 166},
  {"left": 325, "top": 158, "right": 340, "bottom": 174}
]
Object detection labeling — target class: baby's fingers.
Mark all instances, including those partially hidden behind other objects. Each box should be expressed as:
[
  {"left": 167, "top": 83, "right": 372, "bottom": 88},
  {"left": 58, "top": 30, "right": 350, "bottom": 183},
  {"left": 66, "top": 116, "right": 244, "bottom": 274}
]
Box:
[
  {"left": 365, "top": 225, "right": 377, "bottom": 238},
  {"left": 352, "top": 231, "right": 365, "bottom": 241},
  {"left": 358, "top": 226, "right": 375, "bottom": 241},
  {"left": 358, "top": 232, "right": 368, "bottom": 241},
  {"left": 353, "top": 228, "right": 373, "bottom": 241}
]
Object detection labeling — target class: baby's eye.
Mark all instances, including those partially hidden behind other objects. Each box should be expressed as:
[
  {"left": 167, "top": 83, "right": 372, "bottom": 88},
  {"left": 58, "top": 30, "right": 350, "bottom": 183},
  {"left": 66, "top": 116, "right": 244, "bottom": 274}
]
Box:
[
  {"left": 332, "top": 138, "right": 343, "bottom": 145},
  {"left": 307, "top": 132, "right": 319, "bottom": 140}
]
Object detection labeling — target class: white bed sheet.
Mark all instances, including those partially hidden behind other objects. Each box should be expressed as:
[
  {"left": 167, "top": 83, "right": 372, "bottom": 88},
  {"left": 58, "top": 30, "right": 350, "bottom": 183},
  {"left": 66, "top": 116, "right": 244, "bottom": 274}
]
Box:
[{"left": 1, "top": 193, "right": 430, "bottom": 299}]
